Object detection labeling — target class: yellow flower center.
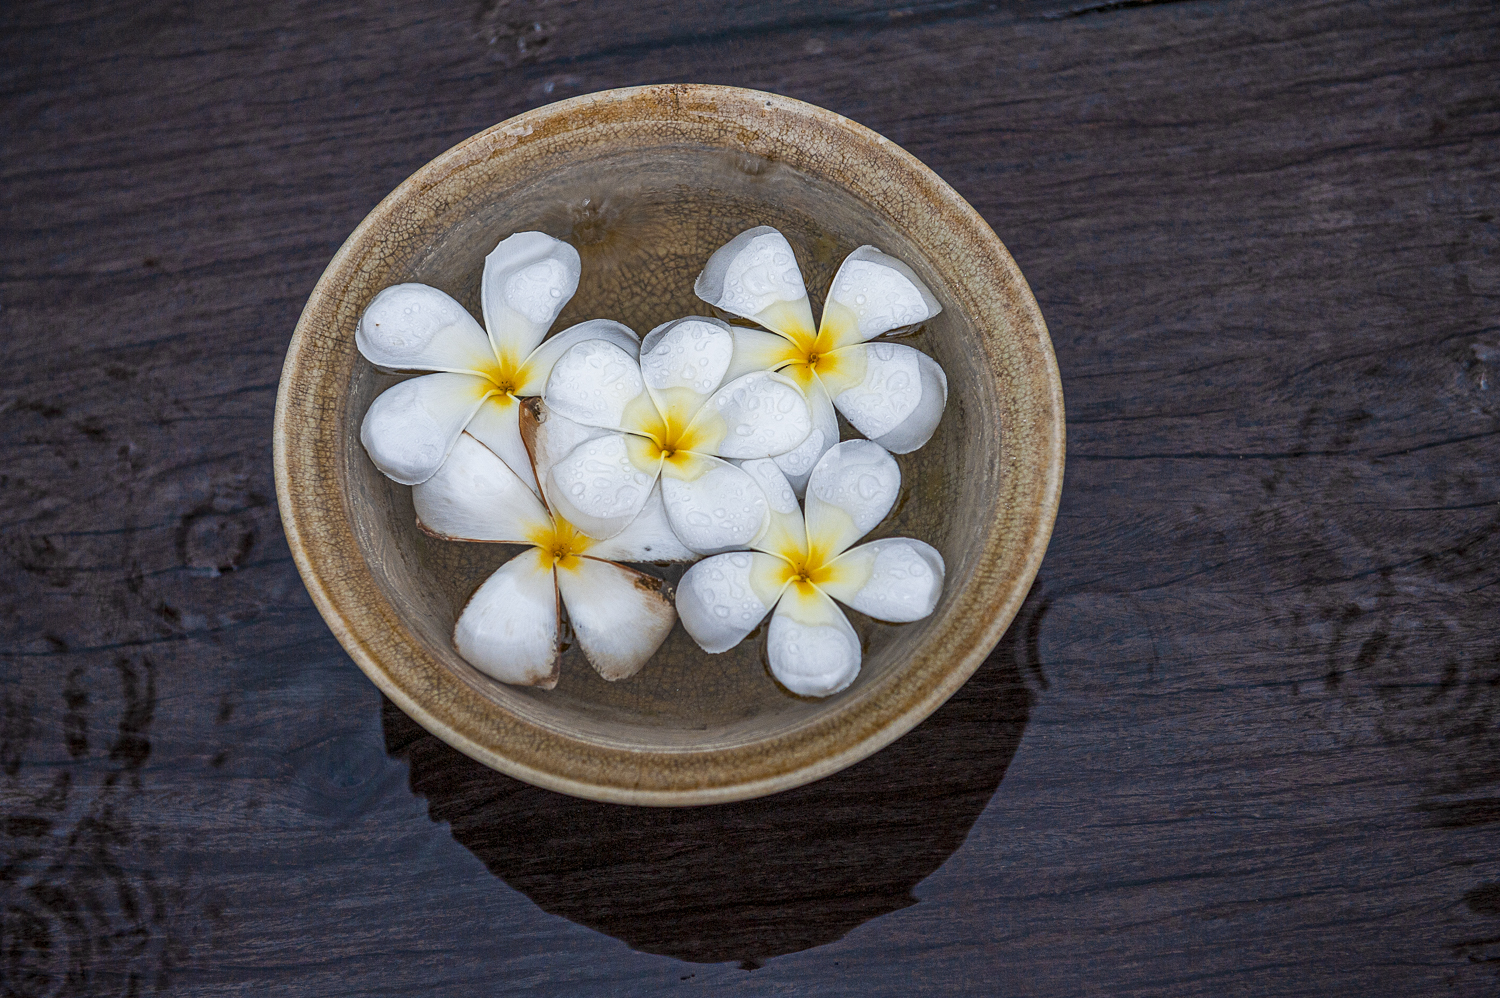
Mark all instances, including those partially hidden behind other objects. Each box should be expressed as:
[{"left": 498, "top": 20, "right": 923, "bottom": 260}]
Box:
[
  {"left": 526, "top": 516, "right": 592, "bottom": 570},
  {"left": 772, "top": 550, "right": 837, "bottom": 597},
  {"left": 778, "top": 324, "right": 853, "bottom": 388},
  {"left": 477, "top": 353, "right": 527, "bottom": 399},
  {"left": 635, "top": 406, "right": 711, "bottom": 471}
]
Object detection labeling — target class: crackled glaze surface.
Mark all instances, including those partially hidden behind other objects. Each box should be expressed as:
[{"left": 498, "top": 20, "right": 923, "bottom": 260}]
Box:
[{"left": 274, "top": 84, "right": 1063, "bottom": 804}]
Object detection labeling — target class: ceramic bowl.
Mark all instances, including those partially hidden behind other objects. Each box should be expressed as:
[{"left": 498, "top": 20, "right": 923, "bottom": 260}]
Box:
[{"left": 273, "top": 84, "right": 1064, "bottom": 805}]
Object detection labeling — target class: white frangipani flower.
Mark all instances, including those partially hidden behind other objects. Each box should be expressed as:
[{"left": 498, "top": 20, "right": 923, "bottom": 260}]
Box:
[
  {"left": 675, "top": 440, "right": 945, "bottom": 698},
  {"left": 538, "top": 315, "right": 814, "bottom": 554},
  {"left": 695, "top": 226, "right": 949, "bottom": 492},
  {"left": 357, "top": 231, "right": 639, "bottom": 490},
  {"left": 412, "top": 433, "right": 692, "bottom": 688}
]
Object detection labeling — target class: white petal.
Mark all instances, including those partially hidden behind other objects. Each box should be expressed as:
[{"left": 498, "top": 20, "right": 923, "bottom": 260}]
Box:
[
  {"left": 638, "top": 316, "right": 734, "bottom": 427},
  {"left": 722, "top": 325, "right": 800, "bottom": 382},
  {"left": 821, "top": 538, "right": 945, "bottom": 623},
  {"left": 676, "top": 551, "right": 788, "bottom": 653},
  {"left": 689, "top": 371, "right": 812, "bottom": 461},
  {"left": 356, "top": 284, "right": 495, "bottom": 373},
  {"left": 659, "top": 453, "right": 770, "bottom": 555},
  {"left": 803, "top": 439, "right": 901, "bottom": 558},
  {"left": 481, "top": 231, "right": 581, "bottom": 360},
  {"left": 821, "top": 245, "right": 941, "bottom": 348},
  {"left": 358, "top": 372, "right": 491, "bottom": 485},
  {"left": 544, "top": 432, "right": 659, "bottom": 540},
  {"left": 454, "top": 549, "right": 560, "bottom": 688},
  {"left": 585, "top": 485, "right": 698, "bottom": 563},
  {"left": 543, "top": 338, "right": 653, "bottom": 431},
  {"left": 515, "top": 319, "right": 640, "bottom": 396},
  {"left": 463, "top": 395, "right": 538, "bottom": 493},
  {"left": 828, "top": 342, "right": 947, "bottom": 451},
  {"left": 771, "top": 376, "right": 837, "bottom": 495},
  {"left": 767, "top": 586, "right": 861, "bottom": 697},
  {"left": 412, "top": 433, "right": 551, "bottom": 543},
  {"left": 737, "top": 457, "right": 807, "bottom": 559},
  {"left": 556, "top": 557, "right": 675, "bottom": 681},
  {"left": 694, "top": 226, "right": 817, "bottom": 341}
]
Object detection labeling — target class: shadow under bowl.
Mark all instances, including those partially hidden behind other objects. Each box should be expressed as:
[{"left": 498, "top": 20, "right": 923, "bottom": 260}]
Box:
[{"left": 273, "top": 84, "right": 1064, "bottom": 805}]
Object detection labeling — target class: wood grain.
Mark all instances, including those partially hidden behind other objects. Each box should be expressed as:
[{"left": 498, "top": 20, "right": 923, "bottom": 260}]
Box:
[{"left": 2, "top": 0, "right": 1498, "bottom": 994}]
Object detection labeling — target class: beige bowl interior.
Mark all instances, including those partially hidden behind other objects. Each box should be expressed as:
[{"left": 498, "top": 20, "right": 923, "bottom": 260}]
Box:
[{"left": 275, "top": 85, "right": 1063, "bottom": 804}]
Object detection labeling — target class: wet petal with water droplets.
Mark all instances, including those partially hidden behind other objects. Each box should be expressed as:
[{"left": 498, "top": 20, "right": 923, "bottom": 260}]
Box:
[
  {"left": 463, "top": 394, "right": 537, "bottom": 493},
  {"left": 676, "top": 551, "right": 788, "bottom": 653},
  {"left": 454, "top": 548, "right": 560, "bottom": 688},
  {"left": 543, "top": 338, "right": 652, "bottom": 432},
  {"left": 659, "top": 453, "right": 770, "bottom": 555},
  {"left": 690, "top": 371, "right": 812, "bottom": 461},
  {"left": 481, "top": 232, "right": 581, "bottom": 361},
  {"left": 556, "top": 558, "right": 675, "bottom": 681},
  {"left": 771, "top": 375, "right": 837, "bottom": 495},
  {"left": 803, "top": 439, "right": 901, "bottom": 558},
  {"left": 515, "top": 318, "right": 640, "bottom": 396},
  {"left": 869, "top": 349, "right": 947, "bottom": 454},
  {"left": 359, "top": 372, "right": 491, "bottom": 485},
  {"left": 822, "top": 537, "right": 945, "bottom": 623},
  {"left": 737, "top": 457, "right": 807, "bottom": 559},
  {"left": 521, "top": 399, "right": 609, "bottom": 490},
  {"left": 827, "top": 342, "right": 947, "bottom": 452},
  {"left": 356, "top": 284, "right": 495, "bottom": 373},
  {"left": 585, "top": 485, "right": 698, "bottom": 563},
  {"left": 820, "top": 245, "right": 942, "bottom": 348},
  {"left": 694, "top": 226, "right": 817, "bottom": 342},
  {"left": 412, "top": 434, "right": 551, "bottom": 543},
  {"left": 767, "top": 585, "right": 861, "bottom": 697},
  {"left": 637, "top": 316, "right": 734, "bottom": 428},
  {"left": 544, "top": 432, "right": 659, "bottom": 539}
]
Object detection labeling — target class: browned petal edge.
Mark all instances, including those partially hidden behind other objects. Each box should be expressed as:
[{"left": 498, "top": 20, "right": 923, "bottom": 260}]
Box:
[{"left": 272, "top": 84, "right": 1065, "bottom": 806}]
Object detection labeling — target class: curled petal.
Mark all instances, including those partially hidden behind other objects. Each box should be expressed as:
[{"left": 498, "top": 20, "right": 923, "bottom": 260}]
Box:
[
  {"left": 515, "top": 319, "right": 640, "bottom": 396},
  {"left": 464, "top": 395, "right": 537, "bottom": 493},
  {"left": 586, "top": 485, "right": 698, "bottom": 563},
  {"left": 543, "top": 338, "right": 653, "bottom": 432},
  {"left": 722, "top": 325, "right": 801, "bottom": 383},
  {"left": 556, "top": 558, "right": 675, "bottom": 681},
  {"left": 454, "top": 549, "right": 561, "bottom": 688},
  {"left": 412, "top": 434, "right": 551, "bottom": 543},
  {"left": 820, "top": 245, "right": 942, "bottom": 348},
  {"left": 359, "top": 372, "right": 491, "bottom": 485},
  {"left": 822, "top": 538, "right": 945, "bottom": 623},
  {"left": 695, "top": 226, "right": 817, "bottom": 343},
  {"left": 659, "top": 453, "right": 770, "bottom": 555},
  {"left": 767, "top": 585, "right": 861, "bottom": 697},
  {"left": 676, "top": 551, "right": 788, "bottom": 654},
  {"left": 545, "top": 432, "right": 659, "bottom": 540},
  {"left": 638, "top": 316, "right": 734, "bottom": 428},
  {"left": 803, "top": 440, "right": 901, "bottom": 558},
  {"left": 482, "top": 232, "right": 581, "bottom": 361},
  {"left": 356, "top": 284, "right": 495, "bottom": 373},
  {"left": 737, "top": 458, "right": 807, "bottom": 559},
  {"left": 771, "top": 375, "right": 838, "bottom": 495},
  {"left": 827, "top": 342, "right": 947, "bottom": 453},
  {"left": 690, "top": 371, "right": 812, "bottom": 461}
]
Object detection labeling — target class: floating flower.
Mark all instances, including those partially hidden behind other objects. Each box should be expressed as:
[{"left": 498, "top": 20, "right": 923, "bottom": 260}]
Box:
[
  {"left": 695, "top": 226, "right": 949, "bottom": 491},
  {"left": 675, "top": 440, "right": 945, "bottom": 697},
  {"left": 537, "top": 315, "right": 814, "bottom": 554},
  {"left": 357, "top": 231, "right": 638, "bottom": 490},
  {"left": 412, "top": 433, "right": 694, "bottom": 687}
]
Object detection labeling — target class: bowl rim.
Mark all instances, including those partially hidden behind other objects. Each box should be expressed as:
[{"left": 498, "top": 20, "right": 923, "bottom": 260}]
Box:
[{"left": 273, "top": 83, "right": 1065, "bottom": 806}]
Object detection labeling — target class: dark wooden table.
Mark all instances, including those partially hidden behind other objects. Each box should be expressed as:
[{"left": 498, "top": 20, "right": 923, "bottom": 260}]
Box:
[{"left": 4, "top": 0, "right": 1498, "bottom": 994}]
